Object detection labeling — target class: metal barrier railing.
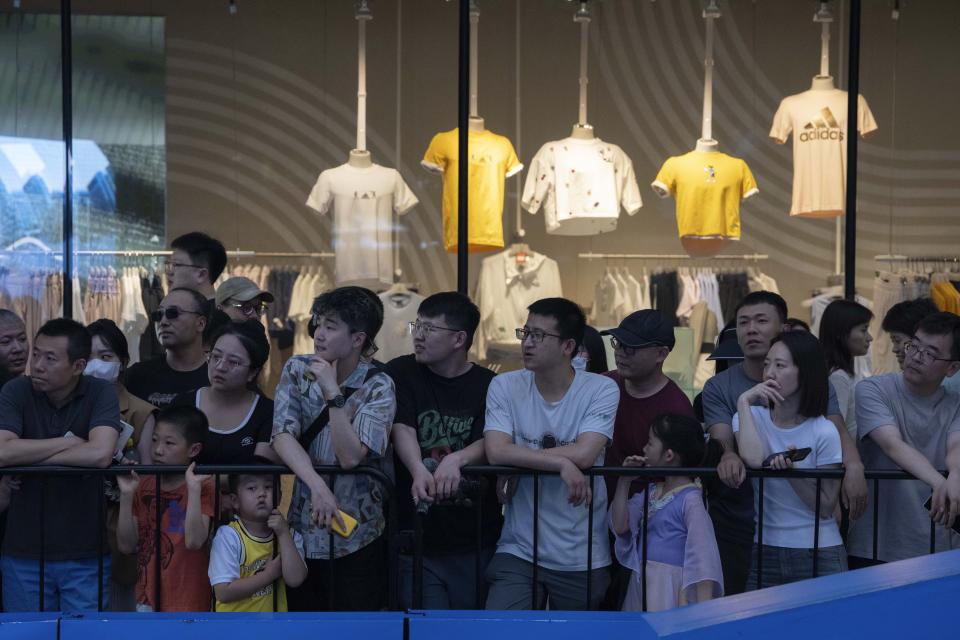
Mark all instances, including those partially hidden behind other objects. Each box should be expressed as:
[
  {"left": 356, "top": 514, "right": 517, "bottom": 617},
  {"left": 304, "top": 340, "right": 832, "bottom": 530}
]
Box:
[
  {"left": 0, "top": 464, "right": 396, "bottom": 613},
  {"left": 0, "top": 464, "right": 949, "bottom": 613}
]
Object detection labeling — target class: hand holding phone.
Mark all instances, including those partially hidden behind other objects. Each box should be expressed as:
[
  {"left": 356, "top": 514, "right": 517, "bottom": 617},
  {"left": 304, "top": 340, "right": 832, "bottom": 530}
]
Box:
[
  {"left": 762, "top": 447, "right": 812, "bottom": 468},
  {"left": 330, "top": 510, "right": 358, "bottom": 538}
]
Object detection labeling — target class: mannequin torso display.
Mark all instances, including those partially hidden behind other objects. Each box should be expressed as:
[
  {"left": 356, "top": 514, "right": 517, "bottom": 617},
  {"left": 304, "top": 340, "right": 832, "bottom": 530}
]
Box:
[
  {"left": 468, "top": 116, "right": 485, "bottom": 132},
  {"left": 570, "top": 124, "right": 594, "bottom": 140},
  {"left": 695, "top": 138, "right": 719, "bottom": 152},
  {"left": 348, "top": 149, "right": 373, "bottom": 168}
]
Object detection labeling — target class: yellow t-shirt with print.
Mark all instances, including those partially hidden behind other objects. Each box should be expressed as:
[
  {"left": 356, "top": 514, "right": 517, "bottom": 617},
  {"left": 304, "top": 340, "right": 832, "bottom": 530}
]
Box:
[
  {"left": 422, "top": 128, "right": 523, "bottom": 253},
  {"left": 652, "top": 151, "right": 758, "bottom": 240},
  {"left": 213, "top": 521, "right": 290, "bottom": 613}
]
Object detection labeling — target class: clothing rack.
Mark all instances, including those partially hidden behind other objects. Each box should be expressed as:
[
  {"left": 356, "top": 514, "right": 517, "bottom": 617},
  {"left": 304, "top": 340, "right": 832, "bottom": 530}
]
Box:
[
  {"left": 578, "top": 252, "right": 768, "bottom": 261},
  {"left": 875, "top": 254, "right": 960, "bottom": 263},
  {"left": 0, "top": 249, "right": 335, "bottom": 258}
]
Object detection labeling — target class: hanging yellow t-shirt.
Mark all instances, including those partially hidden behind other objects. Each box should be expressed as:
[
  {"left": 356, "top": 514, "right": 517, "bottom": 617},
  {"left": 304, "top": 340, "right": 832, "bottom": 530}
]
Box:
[
  {"left": 652, "top": 150, "right": 758, "bottom": 240},
  {"left": 422, "top": 128, "right": 523, "bottom": 253}
]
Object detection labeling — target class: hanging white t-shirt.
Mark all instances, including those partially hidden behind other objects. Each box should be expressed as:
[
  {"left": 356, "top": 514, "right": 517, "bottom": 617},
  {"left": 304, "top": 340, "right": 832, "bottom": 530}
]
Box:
[
  {"left": 732, "top": 406, "right": 843, "bottom": 549},
  {"left": 484, "top": 368, "right": 619, "bottom": 571},
  {"left": 473, "top": 250, "right": 563, "bottom": 360},
  {"left": 522, "top": 137, "right": 642, "bottom": 235},
  {"left": 305, "top": 163, "right": 418, "bottom": 288},
  {"left": 376, "top": 290, "right": 424, "bottom": 363},
  {"left": 770, "top": 88, "right": 878, "bottom": 218}
]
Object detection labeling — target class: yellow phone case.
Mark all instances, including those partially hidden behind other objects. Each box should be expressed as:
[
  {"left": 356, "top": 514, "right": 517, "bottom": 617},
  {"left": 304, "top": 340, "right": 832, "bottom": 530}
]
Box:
[{"left": 331, "top": 510, "right": 358, "bottom": 538}]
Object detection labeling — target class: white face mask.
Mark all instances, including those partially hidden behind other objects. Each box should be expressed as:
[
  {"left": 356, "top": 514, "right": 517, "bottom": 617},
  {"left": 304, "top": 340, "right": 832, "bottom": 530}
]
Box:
[
  {"left": 571, "top": 355, "right": 588, "bottom": 371},
  {"left": 84, "top": 358, "right": 121, "bottom": 383}
]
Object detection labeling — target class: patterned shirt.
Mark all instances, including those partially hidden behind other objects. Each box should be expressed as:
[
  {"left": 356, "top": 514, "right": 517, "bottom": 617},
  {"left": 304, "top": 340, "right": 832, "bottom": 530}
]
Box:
[{"left": 272, "top": 356, "right": 396, "bottom": 559}]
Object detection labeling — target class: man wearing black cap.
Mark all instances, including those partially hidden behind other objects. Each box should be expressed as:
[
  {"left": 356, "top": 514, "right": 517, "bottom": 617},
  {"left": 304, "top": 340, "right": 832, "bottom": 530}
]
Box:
[{"left": 600, "top": 310, "right": 694, "bottom": 498}]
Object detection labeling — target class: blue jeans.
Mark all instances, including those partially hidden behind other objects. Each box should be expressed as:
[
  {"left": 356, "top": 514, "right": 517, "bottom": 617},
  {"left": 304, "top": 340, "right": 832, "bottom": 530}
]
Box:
[
  {"left": 746, "top": 544, "right": 846, "bottom": 590},
  {"left": 1, "top": 554, "right": 111, "bottom": 612}
]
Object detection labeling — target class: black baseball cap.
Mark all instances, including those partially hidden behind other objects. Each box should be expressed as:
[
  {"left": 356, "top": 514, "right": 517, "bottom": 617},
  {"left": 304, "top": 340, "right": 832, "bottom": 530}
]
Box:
[
  {"left": 600, "top": 310, "right": 675, "bottom": 350},
  {"left": 708, "top": 321, "right": 744, "bottom": 361}
]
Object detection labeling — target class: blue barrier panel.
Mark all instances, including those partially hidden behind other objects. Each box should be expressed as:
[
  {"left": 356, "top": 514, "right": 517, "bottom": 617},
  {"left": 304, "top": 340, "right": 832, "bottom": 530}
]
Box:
[
  {"left": 0, "top": 613, "right": 60, "bottom": 640},
  {"left": 61, "top": 612, "right": 405, "bottom": 640},
  {"left": 642, "top": 549, "right": 960, "bottom": 639},
  {"left": 409, "top": 611, "right": 659, "bottom": 640}
]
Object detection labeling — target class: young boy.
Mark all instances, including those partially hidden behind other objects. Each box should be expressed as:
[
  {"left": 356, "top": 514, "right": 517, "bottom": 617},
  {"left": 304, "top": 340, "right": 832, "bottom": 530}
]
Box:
[
  {"left": 117, "top": 405, "right": 216, "bottom": 612},
  {"left": 208, "top": 474, "right": 307, "bottom": 612}
]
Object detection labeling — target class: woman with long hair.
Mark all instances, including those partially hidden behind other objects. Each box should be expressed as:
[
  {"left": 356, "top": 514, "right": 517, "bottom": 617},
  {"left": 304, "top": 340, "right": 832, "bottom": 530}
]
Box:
[{"left": 819, "top": 299, "right": 873, "bottom": 439}]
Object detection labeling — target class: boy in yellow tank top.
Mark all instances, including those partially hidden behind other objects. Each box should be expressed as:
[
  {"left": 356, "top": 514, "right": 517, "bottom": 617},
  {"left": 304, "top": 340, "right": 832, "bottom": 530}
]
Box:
[{"left": 208, "top": 474, "right": 307, "bottom": 611}]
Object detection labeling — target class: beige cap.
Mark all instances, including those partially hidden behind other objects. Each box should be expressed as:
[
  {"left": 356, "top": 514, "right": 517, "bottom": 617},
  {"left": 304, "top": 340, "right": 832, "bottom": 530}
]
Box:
[{"left": 215, "top": 276, "right": 275, "bottom": 306}]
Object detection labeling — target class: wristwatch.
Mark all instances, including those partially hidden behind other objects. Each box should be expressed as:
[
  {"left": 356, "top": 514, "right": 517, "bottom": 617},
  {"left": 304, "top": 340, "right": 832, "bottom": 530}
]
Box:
[{"left": 328, "top": 394, "right": 347, "bottom": 408}]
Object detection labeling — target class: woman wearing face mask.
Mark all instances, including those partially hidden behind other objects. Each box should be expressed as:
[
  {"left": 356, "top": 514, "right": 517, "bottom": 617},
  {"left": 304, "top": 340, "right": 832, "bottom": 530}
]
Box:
[
  {"left": 733, "top": 331, "right": 845, "bottom": 588},
  {"left": 576, "top": 325, "right": 609, "bottom": 373},
  {"left": 87, "top": 319, "right": 158, "bottom": 463},
  {"left": 171, "top": 320, "right": 278, "bottom": 464}
]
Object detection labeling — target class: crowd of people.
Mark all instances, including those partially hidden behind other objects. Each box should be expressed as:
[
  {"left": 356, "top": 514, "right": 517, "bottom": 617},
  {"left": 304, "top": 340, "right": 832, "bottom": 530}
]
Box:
[{"left": 0, "top": 231, "right": 959, "bottom": 615}]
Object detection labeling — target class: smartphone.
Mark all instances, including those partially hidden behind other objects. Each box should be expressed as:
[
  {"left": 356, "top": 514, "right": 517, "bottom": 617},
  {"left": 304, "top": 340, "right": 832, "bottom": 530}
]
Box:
[
  {"left": 923, "top": 497, "right": 960, "bottom": 535},
  {"left": 330, "top": 510, "right": 358, "bottom": 538},
  {"left": 762, "top": 447, "right": 812, "bottom": 468}
]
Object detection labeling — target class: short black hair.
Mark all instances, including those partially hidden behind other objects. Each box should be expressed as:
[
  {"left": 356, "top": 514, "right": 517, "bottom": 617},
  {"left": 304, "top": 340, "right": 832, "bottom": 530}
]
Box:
[
  {"left": 770, "top": 331, "right": 829, "bottom": 418},
  {"left": 882, "top": 298, "right": 939, "bottom": 335},
  {"left": 915, "top": 312, "right": 960, "bottom": 361},
  {"left": 36, "top": 318, "right": 91, "bottom": 362},
  {"left": 418, "top": 292, "right": 481, "bottom": 350},
  {"left": 155, "top": 405, "right": 208, "bottom": 448},
  {"left": 784, "top": 318, "right": 811, "bottom": 332},
  {"left": 310, "top": 286, "right": 384, "bottom": 355},
  {"left": 527, "top": 297, "right": 586, "bottom": 355},
  {"left": 649, "top": 413, "right": 723, "bottom": 468},
  {"left": 87, "top": 318, "right": 130, "bottom": 364},
  {"left": 168, "top": 287, "right": 212, "bottom": 317},
  {"left": 170, "top": 232, "right": 227, "bottom": 283},
  {"left": 581, "top": 325, "right": 609, "bottom": 373},
  {"left": 734, "top": 291, "right": 788, "bottom": 323},
  {"left": 819, "top": 300, "right": 873, "bottom": 375},
  {"left": 227, "top": 472, "right": 275, "bottom": 495},
  {"left": 0, "top": 309, "right": 24, "bottom": 327}
]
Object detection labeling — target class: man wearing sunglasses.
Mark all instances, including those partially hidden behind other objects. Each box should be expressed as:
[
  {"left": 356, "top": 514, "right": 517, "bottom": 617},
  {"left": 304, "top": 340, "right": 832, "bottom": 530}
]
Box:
[
  {"left": 483, "top": 297, "right": 619, "bottom": 610},
  {"left": 215, "top": 276, "right": 274, "bottom": 323},
  {"left": 849, "top": 312, "right": 960, "bottom": 567},
  {"left": 125, "top": 288, "right": 211, "bottom": 414}
]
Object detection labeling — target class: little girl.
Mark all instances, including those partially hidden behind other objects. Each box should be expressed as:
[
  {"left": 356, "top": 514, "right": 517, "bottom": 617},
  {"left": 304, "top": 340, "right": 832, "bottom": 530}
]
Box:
[{"left": 610, "top": 413, "right": 724, "bottom": 611}]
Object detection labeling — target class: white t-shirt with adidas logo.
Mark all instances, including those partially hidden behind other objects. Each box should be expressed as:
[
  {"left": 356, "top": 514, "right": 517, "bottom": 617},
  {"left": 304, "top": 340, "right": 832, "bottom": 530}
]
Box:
[{"left": 770, "top": 89, "right": 877, "bottom": 218}]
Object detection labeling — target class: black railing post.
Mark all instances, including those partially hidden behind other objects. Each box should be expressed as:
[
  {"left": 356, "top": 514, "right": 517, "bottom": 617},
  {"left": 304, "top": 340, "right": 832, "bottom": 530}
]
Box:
[
  {"left": 756, "top": 474, "right": 764, "bottom": 590},
  {"left": 98, "top": 481, "right": 105, "bottom": 611},
  {"left": 328, "top": 473, "right": 336, "bottom": 611},
  {"left": 154, "top": 469, "right": 162, "bottom": 612},
  {"left": 475, "top": 476, "right": 484, "bottom": 609},
  {"left": 387, "top": 476, "right": 399, "bottom": 611},
  {"left": 39, "top": 476, "right": 46, "bottom": 611},
  {"left": 61, "top": 0, "right": 74, "bottom": 318},
  {"left": 872, "top": 478, "right": 880, "bottom": 561},
  {"left": 532, "top": 471, "right": 539, "bottom": 609},
  {"left": 413, "top": 503, "right": 424, "bottom": 609},
  {"left": 929, "top": 496, "right": 936, "bottom": 555},
  {"left": 641, "top": 484, "right": 649, "bottom": 612},
  {"left": 843, "top": 0, "right": 862, "bottom": 301},
  {"left": 586, "top": 472, "right": 594, "bottom": 610},
  {"left": 456, "top": 0, "right": 469, "bottom": 293},
  {"left": 813, "top": 477, "right": 822, "bottom": 578},
  {"left": 272, "top": 474, "right": 279, "bottom": 613}
]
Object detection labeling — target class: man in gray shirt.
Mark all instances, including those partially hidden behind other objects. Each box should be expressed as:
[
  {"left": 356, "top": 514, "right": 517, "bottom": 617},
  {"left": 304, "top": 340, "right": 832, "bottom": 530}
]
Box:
[{"left": 849, "top": 312, "right": 960, "bottom": 566}]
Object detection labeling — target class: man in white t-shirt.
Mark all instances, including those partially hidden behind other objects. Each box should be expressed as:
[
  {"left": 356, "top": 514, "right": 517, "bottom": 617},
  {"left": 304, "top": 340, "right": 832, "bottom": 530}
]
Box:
[
  {"left": 484, "top": 297, "right": 619, "bottom": 610},
  {"left": 849, "top": 312, "right": 960, "bottom": 567}
]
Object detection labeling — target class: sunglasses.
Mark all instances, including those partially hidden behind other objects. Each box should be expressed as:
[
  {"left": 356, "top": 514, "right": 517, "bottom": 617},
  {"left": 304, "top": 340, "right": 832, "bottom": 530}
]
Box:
[{"left": 150, "top": 307, "right": 204, "bottom": 322}]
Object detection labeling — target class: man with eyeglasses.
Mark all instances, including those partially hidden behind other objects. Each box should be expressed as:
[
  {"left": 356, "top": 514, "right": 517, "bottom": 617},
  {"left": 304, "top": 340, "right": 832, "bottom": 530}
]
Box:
[
  {"left": 484, "top": 297, "right": 619, "bottom": 610},
  {"left": 167, "top": 232, "right": 227, "bottom": 302},
  {"left": 385, "top": 292, "right": 502, "bottom": 609},
  {"left": 125, "top": 288, "right": 211, "bottom": 415},
  {"left": 215, "top": 276, "right": 274, "bottom": 323},
  {"left": 849, "top": 312, "right": 960, "bottom": 567}
]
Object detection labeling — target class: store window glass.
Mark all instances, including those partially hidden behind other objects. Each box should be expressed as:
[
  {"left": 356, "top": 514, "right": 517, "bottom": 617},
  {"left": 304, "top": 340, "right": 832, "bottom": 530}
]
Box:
[{"left": 0, "top": 9, "right": 64, "bottom": 353}]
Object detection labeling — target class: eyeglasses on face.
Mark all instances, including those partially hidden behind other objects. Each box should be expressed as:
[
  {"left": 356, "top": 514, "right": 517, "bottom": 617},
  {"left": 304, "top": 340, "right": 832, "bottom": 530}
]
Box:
[
  {"left": 609, "top": 335, "right": 663, "bottom": 356},
  {"left": 515, "top": 327, "right": 563, "bottom": 344},
  {"left": 150, "top": 307, "right": 204, "bottom": 322},
  {"left": 903, "top": 340, "right": 957, "bottom": 364},
  {"left": 207, "top": 352, "right": 250, "bottom": 371},
  {"left": 409, "top": 320, "right": 462, "bottom": 337},
  {"left": 162, "top": 260, "right": 204, "bottom": 274},
  {"left": 230, "top": 301, "right": 267, "bottom": 317}
]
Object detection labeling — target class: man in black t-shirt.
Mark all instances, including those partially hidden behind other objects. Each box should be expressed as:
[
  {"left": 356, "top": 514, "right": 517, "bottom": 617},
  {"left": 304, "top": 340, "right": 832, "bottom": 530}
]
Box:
[
  {"left": 387, "top": 292, "right": 502, "bottom": 610},
  {"left": 0, "top": 319, "right": 122, "bottom": 612},
  {"left": 125, "top": 288, "right": 210, "bottom": 416}
]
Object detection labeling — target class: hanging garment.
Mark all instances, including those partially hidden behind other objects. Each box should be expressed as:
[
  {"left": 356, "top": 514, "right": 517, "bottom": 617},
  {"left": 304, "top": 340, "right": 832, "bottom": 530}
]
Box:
[
  {"left": 522, "top": 137, "right": 642, "bottom": 235},
  {"left": 473, "top": 249, "right": 562, "bottom": 360},
  {"left": 649, "top": 272, "right": 680, "bottom": 327},
  {"left": 770, "top": 88, "right": 877, "bottom": 218},
  {"left": 306, "top": 163, "right": 418, "bottom": 288},
  {"left": 652, "top": 150, "right": 758, "bottom": 241},
  {"left": 422, "top": 128, "right": 523, "bottom": 253},
  {"left": 589, "top": 270, "right": 623, "bottom": 328}
]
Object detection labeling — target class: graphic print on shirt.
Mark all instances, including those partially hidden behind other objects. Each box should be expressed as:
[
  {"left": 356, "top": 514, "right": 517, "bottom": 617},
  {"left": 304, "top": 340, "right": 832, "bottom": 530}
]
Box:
[
  {"left": 136, "top": 494, "right": 178, "bottom": 604},
  {"left": 704, "top": 165, "right": 717, "bottom": 183},
  {"left": 799, "top": 108, "right": 844, "bottom": 142},
  {"left": 417, "top": 409, "right": 475, "bottom": 460}
]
